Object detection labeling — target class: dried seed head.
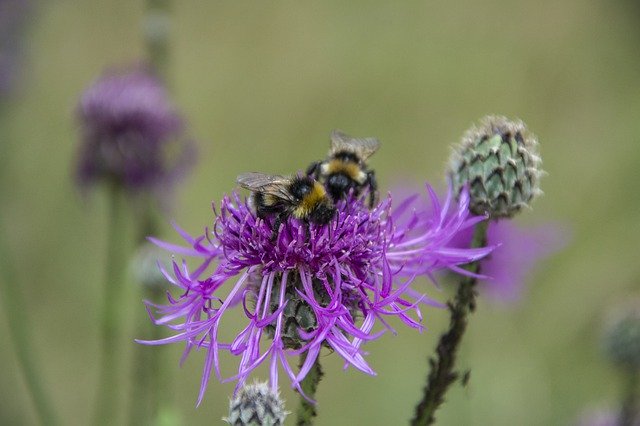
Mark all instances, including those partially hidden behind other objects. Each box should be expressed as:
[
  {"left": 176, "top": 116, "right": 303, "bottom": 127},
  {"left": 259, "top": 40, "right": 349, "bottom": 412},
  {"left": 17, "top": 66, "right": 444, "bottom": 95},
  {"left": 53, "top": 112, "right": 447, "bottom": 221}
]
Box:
[{"left": 448, "top": 115, "right": 543, "bottom": 218}]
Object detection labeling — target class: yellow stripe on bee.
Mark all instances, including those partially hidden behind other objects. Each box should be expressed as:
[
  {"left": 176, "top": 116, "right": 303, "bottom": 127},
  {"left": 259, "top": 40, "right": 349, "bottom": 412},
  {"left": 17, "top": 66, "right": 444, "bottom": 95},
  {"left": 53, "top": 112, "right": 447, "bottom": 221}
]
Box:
[
  {"left": 293, "top": 182, "right": 327, "bottom": 219},
  {"left": 326, "top": 160, "right": 366, "bottom": 184},
  {"left": 264, "top": 194, "right": 277, "bottom": 206}
]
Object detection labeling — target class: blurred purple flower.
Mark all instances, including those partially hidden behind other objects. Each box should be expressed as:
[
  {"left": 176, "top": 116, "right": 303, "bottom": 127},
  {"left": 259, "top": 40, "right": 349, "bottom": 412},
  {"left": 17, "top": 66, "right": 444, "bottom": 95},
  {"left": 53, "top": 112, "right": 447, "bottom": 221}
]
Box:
[
  {"left": 575, "top": 407, "right": 639, "bottom": 426},
  {"left": 75, "top": 67, "right": 195, "bottom": 197},
  {"left": 450, "top": 219, "right": 568, "bottom": 304},
  {"left": 138, "top": 186, "right": 494, "bottom": 404},
  {"left": 0, "top": 0, "right": 30, "bottom": 97},
  {"left": 390, "top": 181, "right": 568, "bottom": 304}
]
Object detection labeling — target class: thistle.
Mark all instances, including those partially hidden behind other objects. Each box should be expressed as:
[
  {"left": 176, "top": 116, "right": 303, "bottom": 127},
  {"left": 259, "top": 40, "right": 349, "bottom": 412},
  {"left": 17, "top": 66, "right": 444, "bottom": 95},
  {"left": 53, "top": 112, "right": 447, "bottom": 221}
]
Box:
[
  {"left": 75, "top": 67, "right": 195, "bottom": 200},
  {"left": 138, "top": 185, "right": 493, "bottom": 405},
  {"left": 448, "top": 115, "right": 543, "bottom": 218}
]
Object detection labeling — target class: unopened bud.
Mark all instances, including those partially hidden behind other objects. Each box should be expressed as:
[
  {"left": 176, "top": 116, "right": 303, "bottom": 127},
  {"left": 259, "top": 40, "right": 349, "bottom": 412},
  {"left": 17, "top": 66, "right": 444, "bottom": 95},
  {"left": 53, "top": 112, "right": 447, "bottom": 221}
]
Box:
[
  {"left": 224, "top": 382, "right": 287, "bottom": 426},
  {"left": 449, "top": 115, "right": 543, "bottom": 218}
]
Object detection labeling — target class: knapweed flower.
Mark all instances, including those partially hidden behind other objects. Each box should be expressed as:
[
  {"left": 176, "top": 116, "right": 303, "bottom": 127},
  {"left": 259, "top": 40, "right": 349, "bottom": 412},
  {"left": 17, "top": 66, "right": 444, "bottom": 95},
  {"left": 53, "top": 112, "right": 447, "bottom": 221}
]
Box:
[
  {"left": 390, "top": 182, "right": 567, "bottom": 304},
  {"left": 450, "top": 220, "right": 568, "bottom": 303},
  {"left": 225, "top": 382, "right": 287, "bottom": 426},
  {"left": 138, "top": 186, "right": 493, "bottom": 404},
  {"left": 448, "top": 115, "right": 543, "bottom": 218},
  {"left": 74, "top": 67, "right": 194, "bottom": 197}
]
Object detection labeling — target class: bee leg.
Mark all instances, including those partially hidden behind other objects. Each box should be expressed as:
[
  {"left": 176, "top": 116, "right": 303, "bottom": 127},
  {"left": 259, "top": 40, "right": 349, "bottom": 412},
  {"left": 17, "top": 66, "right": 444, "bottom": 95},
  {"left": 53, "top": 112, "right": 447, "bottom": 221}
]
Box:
[
  {"left": 306, "top": 161, "right": 322, "bottom": 179},
  {"left": 366, "top": 170, "right": 378, "bottom": 208},
  {"left": 271, "top": 215, "right": 282, "bottom": 240}
]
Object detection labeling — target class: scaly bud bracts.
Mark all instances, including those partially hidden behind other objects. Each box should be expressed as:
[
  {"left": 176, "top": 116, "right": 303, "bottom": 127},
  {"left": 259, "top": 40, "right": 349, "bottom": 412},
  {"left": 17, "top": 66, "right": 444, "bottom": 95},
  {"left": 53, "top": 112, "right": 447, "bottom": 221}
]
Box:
[
  {"left": 225, "top": 382, "right": 287, "bottom": 426},
  {"left": 449, "top": 115, "right": 543, "bottom": 218}
]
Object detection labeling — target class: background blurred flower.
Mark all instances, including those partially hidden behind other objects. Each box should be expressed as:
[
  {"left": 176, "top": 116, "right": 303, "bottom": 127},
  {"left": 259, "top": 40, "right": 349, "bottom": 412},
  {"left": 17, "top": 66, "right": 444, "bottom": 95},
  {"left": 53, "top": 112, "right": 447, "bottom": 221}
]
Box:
[
  {"left": 74, "top": 67, "right": 195, "bottom": 199},
  {"left": 390, "top": 181, "right": 568, "bottom": 304},
  {"left": 454, "top": 219, "right": 568, "bottom": 304},
  {"left": 139, "top": 186, "right": 493, "bottom": 404}
]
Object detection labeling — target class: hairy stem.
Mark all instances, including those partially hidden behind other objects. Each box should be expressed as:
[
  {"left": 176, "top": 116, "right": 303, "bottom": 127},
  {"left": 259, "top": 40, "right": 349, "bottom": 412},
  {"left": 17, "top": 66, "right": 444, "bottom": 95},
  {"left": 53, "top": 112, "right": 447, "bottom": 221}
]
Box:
[
  {"left": 411, "top": 219, "right": 488, "bottom": 426},
  {"left": 295, "top": 352, "right": 324, "bottom": 426},
  {"left": 93, "top": 185, "right": 128, "bottom": 426}
]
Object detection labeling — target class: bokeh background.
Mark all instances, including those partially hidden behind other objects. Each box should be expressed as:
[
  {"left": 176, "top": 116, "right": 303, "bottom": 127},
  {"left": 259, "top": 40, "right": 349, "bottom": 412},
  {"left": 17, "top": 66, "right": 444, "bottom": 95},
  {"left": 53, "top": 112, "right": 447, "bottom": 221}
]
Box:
[{"left": 2, "top": 1, "right": 640, "bottom": 425}]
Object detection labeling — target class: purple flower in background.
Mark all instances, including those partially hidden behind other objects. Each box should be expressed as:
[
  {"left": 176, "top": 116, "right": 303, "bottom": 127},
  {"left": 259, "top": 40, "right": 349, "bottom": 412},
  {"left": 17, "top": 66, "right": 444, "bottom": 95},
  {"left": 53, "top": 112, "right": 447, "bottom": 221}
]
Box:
[
  {"left": 390, "top": 182, "right": 568, "bottom": 304},
  {"left": 450, "top": 219, "right": 568, "bottom": 304},
  {"left": 75, "top": 67, "right": 194, "bottom": 197},
  {"left": 575, "top": 407, "right": 640, "bottom": 426},
  {"left": 0, "top": 0, "right": 30, "bottom": 97},
  {"left": 138, "top": 186, "right": 493, "bottom": 404}
]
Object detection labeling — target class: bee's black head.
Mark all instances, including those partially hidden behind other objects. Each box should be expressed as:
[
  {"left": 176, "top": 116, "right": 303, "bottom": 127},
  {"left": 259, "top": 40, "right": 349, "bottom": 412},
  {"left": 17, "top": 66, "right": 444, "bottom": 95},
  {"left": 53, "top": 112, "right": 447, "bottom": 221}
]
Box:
[
  {"left": 327, "top": 173, "right": 356, "bottom": 200},
  {"left": 310, "top": 201, "right": 336, "bottom": 225}
]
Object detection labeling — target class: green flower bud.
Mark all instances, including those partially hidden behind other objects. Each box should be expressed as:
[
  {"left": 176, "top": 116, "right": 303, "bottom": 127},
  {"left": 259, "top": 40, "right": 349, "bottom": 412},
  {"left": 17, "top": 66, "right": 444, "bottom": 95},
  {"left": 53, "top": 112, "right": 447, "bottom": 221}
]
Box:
[
  {"left": 225, "top": 382, "right": 287, "bottom": 426},
  {"left": 130, "top": 243, "right": 171, "bottom": 290},
  {"left": 448, "top": 115, "right": 543, "bottom": 218},
  {"left": 602, "top": 302, "right": 640, "bottom": 369}
]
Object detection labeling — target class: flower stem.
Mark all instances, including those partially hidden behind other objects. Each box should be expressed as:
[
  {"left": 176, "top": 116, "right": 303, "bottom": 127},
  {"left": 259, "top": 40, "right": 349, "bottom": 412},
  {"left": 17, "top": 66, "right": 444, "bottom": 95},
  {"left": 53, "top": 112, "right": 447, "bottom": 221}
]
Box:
[
  {"left": 93, "top": 184, "right": 128, "bottom": 426},
  {"left": 0, "top": 107, "right": 59, "bottom": 425},
  {"left": 620, "top": 368, "right": 639, "bottom": 426},
  {"left": 411, "top": 219, "right": 489, "bottom": 426},
  {"left": 0, "top": 218, "right": 59, "bottom": 426},
  {"left": 295, "top": 352, "right": 324, "bottom": 426},
  {"left": 144, "top": 0, "right": 171, "bottom": 81}
]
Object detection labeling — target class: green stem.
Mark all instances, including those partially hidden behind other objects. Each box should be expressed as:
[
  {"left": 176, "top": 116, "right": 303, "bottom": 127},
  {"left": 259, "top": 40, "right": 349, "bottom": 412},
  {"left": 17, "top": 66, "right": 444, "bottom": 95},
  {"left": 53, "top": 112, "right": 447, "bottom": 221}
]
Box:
[
  {"left": 620, "top": 368, "right": 639, "bottom": 426},
  {"left": 0, "top": 105, "right": 59, "bottom": 425},
  {"left": 144, "top": 0, "right": 171, "bottom": 81},
  {"left": 0, "top": 222, "right": 60, "bottom": 426},
  {"left": 411, "top": 220, "right": 489, "bottom": 426},
  {"left": 93, "top": 185, "right": 128, "bottom": 426},
  {"left": 128, "top": 285, "right": 170, "bottom": 426},
  {"left": 295, "top": 352, "right": 324, "bottom": 426}
]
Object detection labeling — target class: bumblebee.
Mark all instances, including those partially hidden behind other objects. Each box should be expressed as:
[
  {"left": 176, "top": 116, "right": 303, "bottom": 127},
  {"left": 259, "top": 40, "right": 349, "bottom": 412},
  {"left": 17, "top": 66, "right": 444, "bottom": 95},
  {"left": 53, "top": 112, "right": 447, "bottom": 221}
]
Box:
[
  {"left": 237, "top": 172, "right": 336, "bottom": 232},
  {"left": 306, "top": 130, "right": 380, "bottom": 208}
]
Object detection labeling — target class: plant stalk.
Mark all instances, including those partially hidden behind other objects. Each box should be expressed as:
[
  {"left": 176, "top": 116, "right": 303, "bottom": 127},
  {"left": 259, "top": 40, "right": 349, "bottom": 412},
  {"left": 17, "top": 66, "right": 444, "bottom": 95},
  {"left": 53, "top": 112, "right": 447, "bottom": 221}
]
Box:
[
  {"left": 295, "top": 352, "right": 324, "bottom": 426},
  {"left": 411, "top": 219, "right": 489, "bottom": 426},
  {"left": 93, "top": 184, "right": 128, "bottom": 426},
  {"left": 0, "top": 106, "right": 59, "bottom": 426}
]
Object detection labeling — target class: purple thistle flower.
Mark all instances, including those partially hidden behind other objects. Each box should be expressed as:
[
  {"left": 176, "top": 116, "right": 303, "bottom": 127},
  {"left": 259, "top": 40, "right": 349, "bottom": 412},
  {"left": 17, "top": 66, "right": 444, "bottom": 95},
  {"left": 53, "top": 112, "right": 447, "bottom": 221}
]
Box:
[
  {"left": 448, "top": 219, "right": 568, "bottom": 304},
  {"left": 138, "top": 185, "right": 493, "bottom": 405},
  {"left": 390, "top": 182, "right": 568, "bottom": 304},
  {"left": 74, "top": 67, "right": 194, "bottom": 197}
]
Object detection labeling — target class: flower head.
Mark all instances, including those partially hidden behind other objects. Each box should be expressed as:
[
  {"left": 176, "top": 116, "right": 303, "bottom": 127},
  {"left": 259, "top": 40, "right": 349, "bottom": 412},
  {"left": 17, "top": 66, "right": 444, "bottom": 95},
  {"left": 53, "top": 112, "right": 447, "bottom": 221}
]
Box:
[
  {"left": 138, "top": 186, "right": 493, "bottom": 404},
  {"left": 450, "top": 220, "right": 568, "bottom": 303},
  {"left": 74, "top": 67, "right": 194, "bottom": 196},
  {"left": 224, "top": 382, "right": 287, "bottom": 426},
  {"left": 448, "top": 115, "right": 543, "bottom": 218}
]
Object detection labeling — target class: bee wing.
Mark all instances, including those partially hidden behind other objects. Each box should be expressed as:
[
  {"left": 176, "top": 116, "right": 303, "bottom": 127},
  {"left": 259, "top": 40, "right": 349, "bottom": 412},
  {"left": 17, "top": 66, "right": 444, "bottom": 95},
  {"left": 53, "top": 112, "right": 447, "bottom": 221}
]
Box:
[
  {"left": 236, "top": 172, "right": 295, "bottom": 202},
  {"left": 329, "top": 129, "right": 380, "bottom": 161}
]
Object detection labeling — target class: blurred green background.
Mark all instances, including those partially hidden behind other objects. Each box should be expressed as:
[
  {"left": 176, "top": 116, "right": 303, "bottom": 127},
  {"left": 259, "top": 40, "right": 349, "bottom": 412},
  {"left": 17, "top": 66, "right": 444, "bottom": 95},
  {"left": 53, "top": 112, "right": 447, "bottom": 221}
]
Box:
[{"left": 2, "top": 0, "right": 640, "bottom": 425}]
